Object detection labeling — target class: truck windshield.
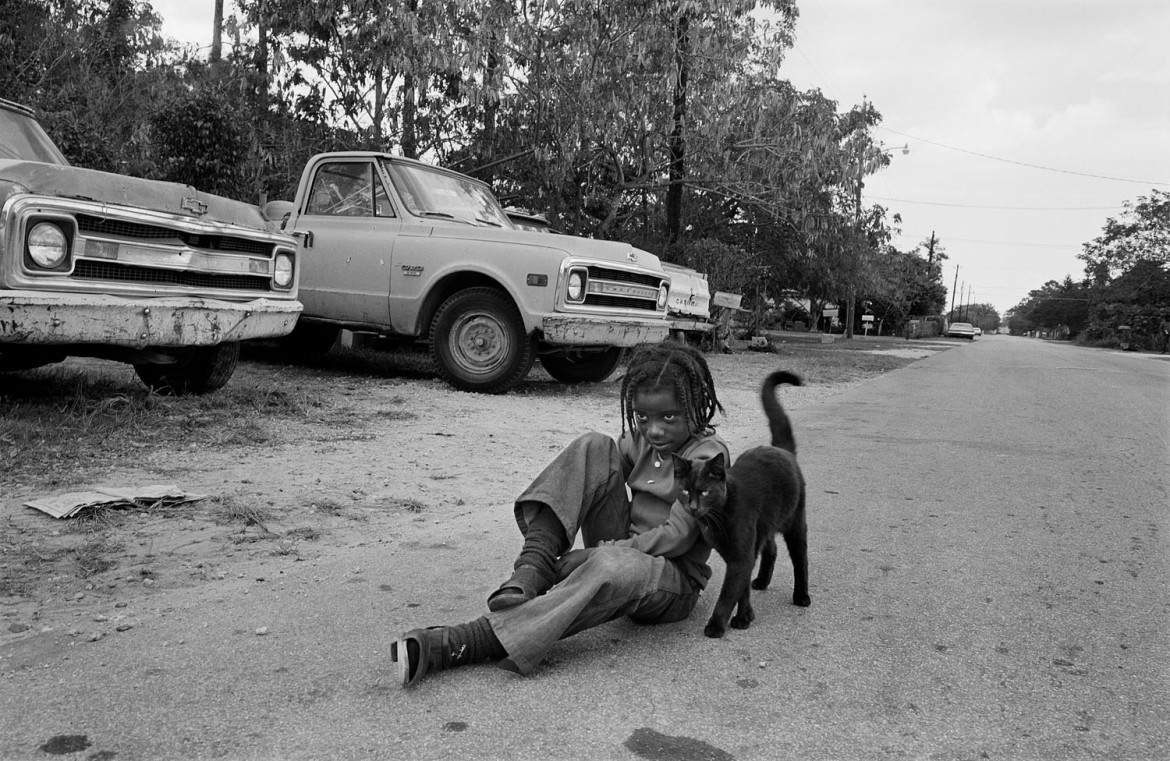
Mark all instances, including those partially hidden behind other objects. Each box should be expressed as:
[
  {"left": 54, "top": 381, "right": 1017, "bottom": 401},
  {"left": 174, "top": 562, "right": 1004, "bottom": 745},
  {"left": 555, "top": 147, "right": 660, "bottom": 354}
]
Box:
[
  {"left": 383, "top": 160, "right": 512, "bottom": 228},
  {"left": 0, "top": 106, "right": 70, "bottom": 164}
]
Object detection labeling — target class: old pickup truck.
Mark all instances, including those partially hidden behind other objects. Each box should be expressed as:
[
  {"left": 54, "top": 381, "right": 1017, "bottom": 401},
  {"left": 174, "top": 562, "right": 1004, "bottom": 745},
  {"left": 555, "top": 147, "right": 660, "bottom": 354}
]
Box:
[
  {"left": 0, "top": 98, "right": 302, "bottom": 394},
  {"left": 264, "top": 152, "right": 672, "bottom": 393}
]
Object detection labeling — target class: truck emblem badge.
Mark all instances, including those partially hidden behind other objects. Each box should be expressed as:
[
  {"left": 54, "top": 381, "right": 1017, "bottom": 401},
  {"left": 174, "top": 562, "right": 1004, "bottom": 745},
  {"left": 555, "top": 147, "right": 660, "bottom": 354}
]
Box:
[
  {"left": 626, "top": 251, "right": 638, "bottom": 263},
  {"left": 181, "top": 197, "right": 209, "bottom": 216}
]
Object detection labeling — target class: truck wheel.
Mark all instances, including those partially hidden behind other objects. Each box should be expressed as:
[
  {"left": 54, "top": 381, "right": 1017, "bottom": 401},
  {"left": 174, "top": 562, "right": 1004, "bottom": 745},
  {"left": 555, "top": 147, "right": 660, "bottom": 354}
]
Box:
[
  {"left": 429, "top": 287, "right": 535, "bottom": 394},
  {"left": 133, "top": 342, "right": 240, "bottom": 395},
  {"left": 541, "top": 348, "right": 625, "bottom": 384},
  {"left": 279, "top": 321, "right": 340, "bottom": 357}
]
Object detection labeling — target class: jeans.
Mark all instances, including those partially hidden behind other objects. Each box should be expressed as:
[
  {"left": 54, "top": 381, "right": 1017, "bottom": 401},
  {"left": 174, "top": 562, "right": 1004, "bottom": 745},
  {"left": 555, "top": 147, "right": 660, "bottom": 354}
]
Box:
[{"left": 486, "top": 432, "right": 701, "bottom": 675}]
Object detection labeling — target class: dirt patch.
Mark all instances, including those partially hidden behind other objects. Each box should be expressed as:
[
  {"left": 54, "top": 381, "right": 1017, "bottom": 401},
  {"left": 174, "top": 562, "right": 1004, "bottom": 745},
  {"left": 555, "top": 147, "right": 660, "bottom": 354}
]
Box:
[{"left": 1, "top": 338, "right": 935, "bottom": 645}]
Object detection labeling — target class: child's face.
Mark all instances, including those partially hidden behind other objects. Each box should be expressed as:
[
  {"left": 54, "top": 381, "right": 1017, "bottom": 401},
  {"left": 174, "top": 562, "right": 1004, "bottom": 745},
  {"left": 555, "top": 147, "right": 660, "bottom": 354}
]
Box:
[{"left": 631, "top": 384, "right": 691, "bottom": 457}]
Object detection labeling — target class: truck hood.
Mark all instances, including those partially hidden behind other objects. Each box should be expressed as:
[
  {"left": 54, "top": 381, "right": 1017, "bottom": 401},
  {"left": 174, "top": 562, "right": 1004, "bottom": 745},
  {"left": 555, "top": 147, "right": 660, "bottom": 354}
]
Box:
[
  {"left": 0, "top": 160, "right": 275, "bottom": 232},
  {"left": 431, "top": 224, "right": 663, "bottom": 272}
]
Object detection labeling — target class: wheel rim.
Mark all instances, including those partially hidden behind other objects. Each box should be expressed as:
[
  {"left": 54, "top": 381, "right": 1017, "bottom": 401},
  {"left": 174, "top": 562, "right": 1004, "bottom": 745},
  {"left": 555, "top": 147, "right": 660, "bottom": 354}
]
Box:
[{"left": 447, "top": 310, "right": 511, "bottom": 376}]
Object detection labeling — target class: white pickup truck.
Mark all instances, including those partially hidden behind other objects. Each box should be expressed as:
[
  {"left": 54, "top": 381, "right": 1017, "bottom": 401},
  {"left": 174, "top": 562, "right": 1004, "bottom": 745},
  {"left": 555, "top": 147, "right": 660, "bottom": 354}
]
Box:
[
  {"left": 265, "top": 152, "right": 673, "bottom": 393},
  {"left": 0, "top": 98, "right": 302, "bottom": 394}
]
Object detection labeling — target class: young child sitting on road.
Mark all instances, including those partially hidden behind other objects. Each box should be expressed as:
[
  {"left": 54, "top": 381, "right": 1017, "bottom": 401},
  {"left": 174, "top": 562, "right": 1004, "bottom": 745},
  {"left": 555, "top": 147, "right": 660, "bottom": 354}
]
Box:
[{"left": 391, "top": 341, "right": 730, "bottom": 685}]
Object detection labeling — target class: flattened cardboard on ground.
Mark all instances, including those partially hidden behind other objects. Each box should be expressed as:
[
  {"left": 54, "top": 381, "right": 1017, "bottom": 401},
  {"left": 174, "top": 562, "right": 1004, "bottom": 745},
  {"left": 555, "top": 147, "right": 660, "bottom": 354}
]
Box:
[{"left": 24, "top": 485, "right": 207, "bottom": 519}]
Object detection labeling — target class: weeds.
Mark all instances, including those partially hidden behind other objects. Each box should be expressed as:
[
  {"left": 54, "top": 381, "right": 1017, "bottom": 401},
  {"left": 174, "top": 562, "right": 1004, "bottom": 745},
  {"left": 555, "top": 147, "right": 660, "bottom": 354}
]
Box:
[
  {"left": 311, "top": 499, "right": 347, "bottom": 516},
  {"left": 1, "top": 536, "right": 121, "bottom": 582},
  {"left": 0, "top": 362, "right": 336, "bottom": 491},
  {"left": 68, "top": 538, "right": 122, "bottom": 578},
  {"left": 380, "top": 497, "right": 426, "bottom": 513},
  {"left": 209, "top": 495, "right": 274, "bottom": 532}
]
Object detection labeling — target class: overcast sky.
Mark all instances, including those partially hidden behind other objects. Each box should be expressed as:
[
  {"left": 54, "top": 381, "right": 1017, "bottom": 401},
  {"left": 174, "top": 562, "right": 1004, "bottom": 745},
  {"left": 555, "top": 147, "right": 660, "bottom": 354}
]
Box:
[{"left": 155, "top": 1, "right": 1170, "bottom": 315}]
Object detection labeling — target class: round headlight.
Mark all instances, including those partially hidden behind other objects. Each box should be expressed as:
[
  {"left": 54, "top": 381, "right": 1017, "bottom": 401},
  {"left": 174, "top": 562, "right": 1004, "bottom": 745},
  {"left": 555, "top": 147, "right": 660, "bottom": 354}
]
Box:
[
  {"left": 273, "top": 252, "right": 295, "bottom": 288},
  {"left": 27, "top": 223, "right": 69, "bottom": 268},
  {"left": 567, "top": 270, "right": 585, "bottom": 302},
  {"left": 657, "top": 283, "right": 669, "bottom": 309}
]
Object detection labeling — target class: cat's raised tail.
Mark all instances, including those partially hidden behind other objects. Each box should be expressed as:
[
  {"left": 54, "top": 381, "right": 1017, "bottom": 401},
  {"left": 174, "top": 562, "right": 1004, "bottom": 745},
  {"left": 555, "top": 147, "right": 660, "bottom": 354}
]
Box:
[{"left": 762, "top": 370, "right": 802, "bottom": 454}]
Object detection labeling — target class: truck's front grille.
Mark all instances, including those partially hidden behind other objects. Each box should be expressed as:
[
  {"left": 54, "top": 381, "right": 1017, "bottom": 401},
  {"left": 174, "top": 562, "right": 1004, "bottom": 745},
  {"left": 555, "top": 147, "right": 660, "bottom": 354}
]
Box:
[
  {"left": 73, "top": 260, "right": 271, "bottom": 292},
  {"left": 582, "top": 265, "right": 664, "bottom": 312},
  {"left": 586, "top": 266, "right": 663, "bottom": 288},
  {"left": 76, "top": 215, "right": 273, "bottom": 256}
]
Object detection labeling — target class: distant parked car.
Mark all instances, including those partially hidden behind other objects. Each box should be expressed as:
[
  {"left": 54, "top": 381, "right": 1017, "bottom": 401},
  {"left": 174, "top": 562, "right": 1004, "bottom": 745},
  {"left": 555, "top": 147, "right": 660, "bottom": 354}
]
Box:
[
  {"left": 974, "top": 326, "right": 983, "bottom": 336},
  {"left": 946, "top": 322, "right": 977, "bottom": 340}
]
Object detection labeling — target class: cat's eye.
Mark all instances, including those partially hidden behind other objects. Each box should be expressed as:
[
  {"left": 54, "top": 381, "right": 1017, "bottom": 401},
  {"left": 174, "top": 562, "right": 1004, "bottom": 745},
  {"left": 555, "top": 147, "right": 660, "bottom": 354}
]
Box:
[{"left": 701, "top": 490, "right": 710, "bottom": 496}]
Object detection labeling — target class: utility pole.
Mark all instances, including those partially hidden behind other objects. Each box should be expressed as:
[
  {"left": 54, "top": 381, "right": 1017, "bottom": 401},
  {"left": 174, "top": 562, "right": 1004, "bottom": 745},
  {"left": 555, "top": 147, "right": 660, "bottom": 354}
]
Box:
[
  {"left": 926, "top": 231, "right": 936, "bottom": 266},
  {"left": 949, "top": 265, "right": 959, "bottom": 321}
]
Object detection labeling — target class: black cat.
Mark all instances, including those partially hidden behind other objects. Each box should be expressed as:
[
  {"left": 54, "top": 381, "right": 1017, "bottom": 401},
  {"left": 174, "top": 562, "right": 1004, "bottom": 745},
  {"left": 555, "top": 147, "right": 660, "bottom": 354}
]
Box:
[{"left": 673, "top": 370, "right": 810, "bottom": 638}]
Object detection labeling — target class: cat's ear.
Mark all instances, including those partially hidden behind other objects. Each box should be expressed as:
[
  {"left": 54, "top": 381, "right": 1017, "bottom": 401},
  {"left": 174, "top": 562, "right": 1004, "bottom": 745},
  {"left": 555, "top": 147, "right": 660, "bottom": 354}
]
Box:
[
  {"left": 671, "top": 453, "right": 689, "bottom": 473},
  {"left": 709, "top": 452, "right": 727, "bottom": 479}
]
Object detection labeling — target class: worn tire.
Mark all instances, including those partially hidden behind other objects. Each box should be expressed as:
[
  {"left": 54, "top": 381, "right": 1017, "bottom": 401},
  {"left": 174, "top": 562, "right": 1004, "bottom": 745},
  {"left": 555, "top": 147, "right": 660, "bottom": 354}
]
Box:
[
  {"left": 133, "top": 342, "right": 240, "bottom": 395},
  {"left": 540, "top": 347, "right": 625, "bottom": 384},
  {"left": 429, "top": 287, "right": 535, "bottom": 394}
]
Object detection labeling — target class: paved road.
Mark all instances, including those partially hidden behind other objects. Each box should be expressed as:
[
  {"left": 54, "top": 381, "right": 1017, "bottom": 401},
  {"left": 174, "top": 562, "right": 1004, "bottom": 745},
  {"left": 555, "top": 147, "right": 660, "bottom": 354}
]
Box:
[{"left": 3, "top": 337, "right": 1168, "bottom": 760}]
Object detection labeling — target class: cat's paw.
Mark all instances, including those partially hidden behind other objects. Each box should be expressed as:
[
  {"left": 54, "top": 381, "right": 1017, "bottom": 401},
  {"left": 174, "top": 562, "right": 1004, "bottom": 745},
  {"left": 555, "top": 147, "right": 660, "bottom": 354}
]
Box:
[
  {"left": 703, "top": 619, "right": 726, "bottom": 638},
  {"left": 751, "top": 578, "right": 770, "bottom": 590},
  {"left": 792, "top": 592, "right": 811, "bottom": 607},
  {"left": 730, "top": 613, "right": 753, "bottom": 630}
]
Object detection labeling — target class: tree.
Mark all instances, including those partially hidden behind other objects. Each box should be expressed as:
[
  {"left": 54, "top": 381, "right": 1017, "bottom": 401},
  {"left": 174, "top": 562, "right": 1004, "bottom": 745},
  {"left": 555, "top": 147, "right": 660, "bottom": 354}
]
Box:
[
  {"left": 247, "top": 0, "right": 480, "bottom": 150},
  {"left": 1074, "top": 190, "right": 1170, "bottom": 348},
  {"left": 1079, "top": 190, "right": 1170, "bottom": 285},
  {"left": 0, "top": 0, "right": 52, "bottom": 97},
  {"left": 1008, "top": 278, "right": 1089, "bottom": 337},
  {"left": 9, "top": 0, "right": 180, "bottom": 175},
  {"left": 947, "top": 302, "right": 1000, "bottom": 332},
  {"left": 150, "top": 85, "right": 251, "bottom": 197},
  {"left": 867, "top": 246, "right": 947, "bottom": 334}
]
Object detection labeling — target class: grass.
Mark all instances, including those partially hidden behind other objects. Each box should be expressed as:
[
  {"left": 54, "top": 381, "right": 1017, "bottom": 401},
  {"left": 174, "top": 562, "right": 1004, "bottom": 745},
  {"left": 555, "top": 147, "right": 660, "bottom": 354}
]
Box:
[
  {"left": 209, "top": 495, "right": 275, "bottom": 532},
  {"left": 1, "top": 336, "right": 924, "bottom": 493},
  {"left": 0, "top": 361, "right": 362, "bottom": 491},
  {"left": 768, "top": 340, "right": 924, "bottom": 384}
]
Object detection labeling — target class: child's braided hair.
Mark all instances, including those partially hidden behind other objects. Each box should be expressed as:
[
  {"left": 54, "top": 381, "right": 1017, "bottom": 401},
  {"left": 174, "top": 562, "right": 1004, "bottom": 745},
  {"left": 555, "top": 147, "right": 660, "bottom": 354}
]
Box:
[{"left": 620, "top": 341, "right": 724, "bottom": 436}]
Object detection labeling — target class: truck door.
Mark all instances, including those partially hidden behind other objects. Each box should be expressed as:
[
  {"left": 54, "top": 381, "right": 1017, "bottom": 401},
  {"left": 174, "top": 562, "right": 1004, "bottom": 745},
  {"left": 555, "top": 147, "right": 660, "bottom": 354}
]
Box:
[{"left": 294, "top": 159, "right": 399, "bottom": 326}]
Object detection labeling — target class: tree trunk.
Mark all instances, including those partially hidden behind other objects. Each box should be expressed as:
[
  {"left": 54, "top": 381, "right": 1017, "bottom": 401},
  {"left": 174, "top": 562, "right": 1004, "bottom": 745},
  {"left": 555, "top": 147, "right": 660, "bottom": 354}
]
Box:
[
  {"left": 255, "top": 1, "right": 268, "bottom": 111},
  {"left": 373, "top": 72, "right": 385, "bottom": 145},
  {"left": 665, "top": 13, "right": 689, "bottom": 243},
  {"left": 400, "top": 0, "right": 419, "bottom": 158},
  {"left": 480, "top": 42, "right": 500, "bottom": 184},
  {"left": 211, "top": 0, "right": 223, "bottom": 63},
  {"left": 401, "top": 72, "right": 417, "bottom": 158}
]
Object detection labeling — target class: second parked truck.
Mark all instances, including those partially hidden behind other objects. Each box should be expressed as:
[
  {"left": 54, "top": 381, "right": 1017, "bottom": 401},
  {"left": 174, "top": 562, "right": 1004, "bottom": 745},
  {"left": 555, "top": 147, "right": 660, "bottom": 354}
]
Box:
[{"left": 265, "top": 152, "right": 673, "bottom": 394}]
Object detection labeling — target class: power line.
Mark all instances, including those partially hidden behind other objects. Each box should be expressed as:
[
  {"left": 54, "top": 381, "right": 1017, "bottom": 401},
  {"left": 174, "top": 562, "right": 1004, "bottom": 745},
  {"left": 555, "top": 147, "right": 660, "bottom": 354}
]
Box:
[
  {"left": 871, "top": 195, "right": 1122, "bottom": 212},
  {"left": 879, "top": 127, "right": 1170, "bottom": 187},
  {"left": 898, "top": 230, "right": 1082, "bottom": 250}
]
